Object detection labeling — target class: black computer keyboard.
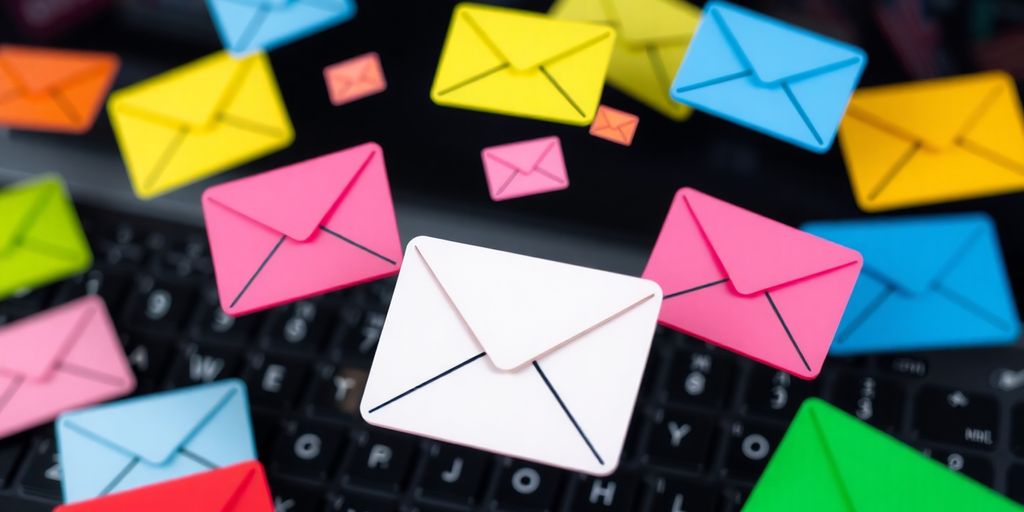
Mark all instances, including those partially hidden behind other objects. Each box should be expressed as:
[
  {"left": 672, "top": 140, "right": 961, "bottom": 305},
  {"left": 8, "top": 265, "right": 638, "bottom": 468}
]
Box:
[{"left": 0, "top": 204, "right": 1023, "bottom": 512}]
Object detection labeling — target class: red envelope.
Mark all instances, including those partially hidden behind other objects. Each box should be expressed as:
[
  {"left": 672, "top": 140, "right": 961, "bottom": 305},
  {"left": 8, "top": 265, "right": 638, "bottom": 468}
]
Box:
[{"left": 53, "top": 461, "right": 273, "bottom": 512}]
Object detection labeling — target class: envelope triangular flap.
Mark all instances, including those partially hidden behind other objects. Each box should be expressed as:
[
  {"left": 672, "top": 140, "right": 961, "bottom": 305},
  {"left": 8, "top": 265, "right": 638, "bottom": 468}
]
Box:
[
  {"left": 204, "top": 144, "right": 377, "bottom": 241},
  {"left": 710, "top": 1, "right": 863, "bottom": 84},
  {"left": 413, "top": 237, "right": 660, "bottom": 371},
  {"left": 803, "top": 215, "right": 987, "bottom": 294},
  {"left": 683, "top": 188, "right": 861, "bottom": 295},
  {"left": 809, "top": 400, "right": 1019, "bottom": 511},
  {"left": 463, "top": 4, "right": 613, "bottom": 70},
  {"left": 0, "top": 298, "right": 93, "bottom": 380},
  {"left": 483, "top": 137, "right": 561, "bottom": 175},
  {"left": 62, "top": 382, "right": 238, "bottom": 465},
  {"left": 0, "top": 45, "right": 114, "bottom": 95},
  {"left": 605, "top": 0, "right": 701, "bottom": 45},
  {"left": 848, "top": 72, "right": 1012, "bottom": 150},
  {"left": 112, "top": 52, "right": 251, "bottom": 128}
]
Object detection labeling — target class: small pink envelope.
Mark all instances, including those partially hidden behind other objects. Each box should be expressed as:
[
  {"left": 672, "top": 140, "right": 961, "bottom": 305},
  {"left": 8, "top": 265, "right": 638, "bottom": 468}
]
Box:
[
  {"left": 0, "top": 295, "right": 135, "bottom": 439},
  {"left": 203, "top": 142, "right": 403, "bottom": 317},
  {"left": 482, "top": 136, "right": 568, "bottom": 201},
  {"left": 324, "top": 52, "right": 387, "bottom": 106},
  {"left": 641, "top": 188, "right": 862, "bottom": 379}
]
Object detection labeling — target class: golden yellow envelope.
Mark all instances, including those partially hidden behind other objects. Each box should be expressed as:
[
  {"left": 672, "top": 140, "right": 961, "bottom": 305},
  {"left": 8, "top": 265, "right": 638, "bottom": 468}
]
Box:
[
  {"left": 841, "top": 71, "right": 1024, "bottom": 212},
  {"left": 107, "top": 51, "right": 294, "bottom": 200},
  {"left": 550, "top": 0, "right": 700, "bottom": 121},
  {"left": 430, "top": 3, "right": 615, "bottom": 126}
]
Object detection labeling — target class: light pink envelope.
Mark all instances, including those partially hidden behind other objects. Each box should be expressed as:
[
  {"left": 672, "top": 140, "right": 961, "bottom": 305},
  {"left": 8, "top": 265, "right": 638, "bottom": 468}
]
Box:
[
  {"left": 203, "top": 142, "right": 403, "bottom": 317},
  {"left": 0, "top": 295, "right": 135, "bottom": 439},
  {"left": 641, "top": 188, "right": 862, "bottom": 379},
  {"left": 324, "top": 52, "right": 387, "bottom": 106},
  {"left": 482, "top": 136, "right": 568, "bottom": 201}
]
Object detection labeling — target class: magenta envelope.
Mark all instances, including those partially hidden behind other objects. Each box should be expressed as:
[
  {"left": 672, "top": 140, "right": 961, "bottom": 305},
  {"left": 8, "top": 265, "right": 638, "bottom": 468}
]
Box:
[
  {"left": 642, "top": 188, "right": 862, "bottom": 379},
  {"left": 482, "top": 136, "right": 568, "bottom": 201},
  {"left": 203, "top": 142, "right": 403, "bottom": 317},
  {"left": 0, "top": 295, "right": 135, "bottom": 439}
]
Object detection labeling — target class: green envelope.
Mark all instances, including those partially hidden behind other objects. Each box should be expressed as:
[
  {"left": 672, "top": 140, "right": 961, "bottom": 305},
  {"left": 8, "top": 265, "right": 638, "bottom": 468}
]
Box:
[
  {"left": 0, "top": 175, "right": 92, "bottom": 299},
  {"left": 744, "top": 398, "right": 1022, "bottom": 511}
]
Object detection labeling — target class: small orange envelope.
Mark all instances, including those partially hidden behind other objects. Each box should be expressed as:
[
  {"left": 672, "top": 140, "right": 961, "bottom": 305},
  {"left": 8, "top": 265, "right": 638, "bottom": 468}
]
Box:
[
  {"left": 589, "top": 105, "right": 639, "bottom": 146},
  {"left": 324, "top": 52, "right": 387, "bottom": 106},
  {"left": 0, "top": 45, "right": 120, "bottom": 134}
]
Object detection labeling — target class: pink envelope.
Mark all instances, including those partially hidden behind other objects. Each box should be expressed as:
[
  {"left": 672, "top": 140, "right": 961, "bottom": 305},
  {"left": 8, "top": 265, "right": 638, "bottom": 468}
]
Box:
[
  {"left": 482, "top": 136, "right": 568, "bottom": 201},
  {"left": 0, "top": 295, "right": 135, "bottom": 439},
  {"left": 324, "top": 52, "right": 387, "bottom": 106},
  {"left": 203, "top": 142, "right": 403, "bottom": 317},
  {"left": 641, "top": 188, "right": 862, "bottom": 379}
]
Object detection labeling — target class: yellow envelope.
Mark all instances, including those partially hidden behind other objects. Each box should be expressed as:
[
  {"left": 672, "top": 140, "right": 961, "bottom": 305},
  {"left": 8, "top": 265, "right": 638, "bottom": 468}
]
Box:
[
  {"left": 430, "top": 3, "right": 615, "bottom": 126},
  {"left": 107, "top": 51, "right": 294, "bottom": 199},
  {"left": 550, "top": 0, "right": 700, "bottom": 121},
  {"left": 841, "top": 71, "right": 1024, "bottom": 212}
]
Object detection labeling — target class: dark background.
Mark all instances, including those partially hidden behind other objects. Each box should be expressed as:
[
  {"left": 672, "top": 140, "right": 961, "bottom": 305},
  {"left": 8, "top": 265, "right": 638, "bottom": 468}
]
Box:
[{"left": 2, "top": 0, "right": 1024, "bottom": 285}]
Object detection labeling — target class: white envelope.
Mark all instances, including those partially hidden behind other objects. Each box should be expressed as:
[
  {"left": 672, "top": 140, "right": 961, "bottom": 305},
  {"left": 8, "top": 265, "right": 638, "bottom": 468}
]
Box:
[{"left": 360, "top": 236, "right": 662, "bottom": 475}]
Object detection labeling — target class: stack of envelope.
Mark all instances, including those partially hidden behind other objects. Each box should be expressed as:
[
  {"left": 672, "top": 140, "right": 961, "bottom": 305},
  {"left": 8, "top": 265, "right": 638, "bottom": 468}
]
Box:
[
  {"left": 745, "top": 399, "right": 1023, "bottom": 511},
  {"left": 56, "top": 379, "right": 257, "bottom": 503},
  {"left": 0, "top": 176, "right": 93, "bottom": 300}
]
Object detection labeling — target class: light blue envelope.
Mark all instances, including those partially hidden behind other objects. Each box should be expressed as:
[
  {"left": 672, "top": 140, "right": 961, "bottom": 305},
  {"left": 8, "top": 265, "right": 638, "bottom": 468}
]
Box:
[
  {"left": 56, "top": 379, "right": 256, "bottom": 503},
  {"left": 206, "top": 0, "right": 357, "bottom": 54},
  {"left": 669, "top": 0, "right": 866, "bottom": 153},
  {"left": 802, "top": 213, "right": 1021, "bottom": 356}
]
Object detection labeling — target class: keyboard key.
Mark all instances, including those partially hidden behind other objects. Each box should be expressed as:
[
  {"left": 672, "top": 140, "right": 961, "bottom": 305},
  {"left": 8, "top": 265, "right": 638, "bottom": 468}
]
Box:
[
  {"left": 722, "top": 420, "right": 784, "bottom": 482},
  {"left": 265, "top": 301, "right": 334, "bottom": 353},
  {"left": 648, "top": 476, "right": 719, "bottom": 512},
  {"left": 417, "top": 443, "right": 489, "bottom": 506},
  {"left": 568, "top": 473, "right": 638, "bottom": 511},
  {"left": 126, "top": 278, "right": 195, "bottom": 335},
  {"left": 343, "top": 430, "right": 416, "bottom": 493},
  {"left": 52, "top": 268, "right": 130, "bottom": 312},
  {"left": 664, "top": 349, "right": 734, "bottom": 408},
  {"left": 922, "top": 447, "right": 994, "bottom": 487},
  {"left": 1012, "top": 403, "right": 1023, "bottom": 457},
  {"left": 0, "top": 436, "right": 27, "bottom": 487},
  {"left": 167, "top": 343, "right": 241, "bottom": 386},
  {"left": 645, "top": 408, "right": 715, "bottom": 472},
  {"left": 492, "top": 460, "right": 563, "bottom": 512},
  {"left": 880, "top": 355, "right": 928, "bottom": 378},
  {"left": 0, "top": 496, "right": 54, "bottom": 512},
  {"left": 1008, "top": 465, "right": 1024, "bottom": 504},
  {"left": 244, "top": 353, "right": 307, "bottom": 410},
  {"left": 122, "top": 335, "right": 172, "bottom": 390},
  {"left": 19, "top": 437, "right": 62, "bottom": 500},
  {"left": 308, "top": 365, "right": 369, "bottom": 419},
  {"left": 914, "top": 387, "right": 999, "bottom": 450},
  {"left": 325, "top": 491, "right": 397, "bottom": 512},
  {"left": 830, "top": 374, "right": 904, "bottom": 432},
  {"left": 0, "top": 287, "right": 51, "bottom": 316},
  {"left": 272, "top": 420, "right": 346, "bottom": 482},
  {"left": 270, "top": 480, "right": 322, "bottom": 512},
  {"left": 192, "top": 296, "right": 262, "bottom": 346},
  {"left": 342, "top": 309, "right": 387, "bottom": 362},
  {"left": 742, "top": 366, "right": 818, "bottom": 420}
]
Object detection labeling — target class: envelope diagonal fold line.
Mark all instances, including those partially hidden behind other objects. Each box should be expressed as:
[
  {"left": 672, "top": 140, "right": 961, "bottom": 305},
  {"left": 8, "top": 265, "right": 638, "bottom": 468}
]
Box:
[
  {"left": 539, "top": 66, "right": 584, "bottom": 118},
  {"left": 56, "top": 361, "right": 129, "bottom": 387},
  {"left": 366, "top": 352, "right": 487, "bottom": 413},
  {"left": 142, "top": 128, "right": 188, "bottom": 192},
  {"left": 765, "top": 292, "right": 811, "bottom": 372},
  {"left": 434, "top": 63, "right": 510, "bottom": 97},
  {"left": 664, "top": 278, "right": 729, "bottom": 299},
  {"left": 99, "top": 456, "right": 140, "bottom": 496},
  {"left": 673, "top": 70, "right": 752, "bottom": 93},
  {"left": 231, "top": 6, "right": 272, "bottom": 53},
  {"left": 230, "top": 235, "right": 286, "bottom": 309},
  {"left": 0, "top": 377, "right": 25, "bottom": 415},
  {"left": 934, "top": 284, "right": 1012, "bottom": 331},
  {"left": 780, "top": 82, "right": 821, "bottom": 145},
  {"left": 532, "top": 361, "right": 604, "bottom": 465},
  {"left": 835, "top": 283, "right": 894, "bottom": 343},
  {"left": 808, "top": 408, "right": 857, "bottom": 508},
  {"left": 867, "top": 142, "right": 921, "bottom": 201},
  {"left": 318, "top": 226, "right": 399, "bottom": 265},
  {"left": 49, "top": 89, "right": 82, "bottom": 123},
  {"left": 178, "top": 447, "right": 218, "bottom": 469}
]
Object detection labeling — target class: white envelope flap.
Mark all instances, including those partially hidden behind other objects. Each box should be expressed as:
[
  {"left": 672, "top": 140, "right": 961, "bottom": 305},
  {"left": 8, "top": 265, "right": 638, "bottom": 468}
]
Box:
[
  {"left": 411, "top": 237, "right": 661, "bottom": 371},
  {"left": 59, "top": 382, "right": 240, "bottom": 465}
]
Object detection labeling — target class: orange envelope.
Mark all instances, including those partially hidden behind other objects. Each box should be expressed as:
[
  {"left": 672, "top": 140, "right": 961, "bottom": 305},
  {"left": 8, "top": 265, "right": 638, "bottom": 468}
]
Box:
[
  {"left": 0, "top": 45, "right": 120, "bottom": 134},
  {"left": 589, "top": 105, "right": 639, "bottom": 146},
  {"left": 324, "top": 52, "right": 387, "bottom": 106}
]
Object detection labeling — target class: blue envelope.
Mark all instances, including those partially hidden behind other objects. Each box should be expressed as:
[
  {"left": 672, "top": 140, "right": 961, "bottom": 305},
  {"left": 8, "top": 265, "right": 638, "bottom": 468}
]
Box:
[
  {"left": 206, "top": 0, "right": 357, "bottom": 54},
  {"left": 669, "top": 0, "right": 866, "bottom": 153},
  {"left": 56, "top": 380, "right": 256, "bottom": 503},
  {"left": 802, "top": 213, "right": 1021, "bottom": 356}
]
